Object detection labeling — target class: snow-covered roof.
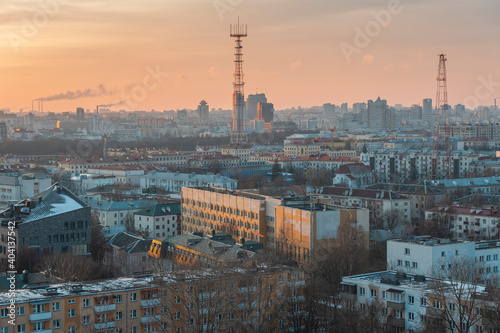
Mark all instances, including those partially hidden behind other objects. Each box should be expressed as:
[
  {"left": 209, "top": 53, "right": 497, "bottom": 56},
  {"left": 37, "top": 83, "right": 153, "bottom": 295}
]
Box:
[{"left": 25, "top": 184, "right": 88, "bottom": 222}]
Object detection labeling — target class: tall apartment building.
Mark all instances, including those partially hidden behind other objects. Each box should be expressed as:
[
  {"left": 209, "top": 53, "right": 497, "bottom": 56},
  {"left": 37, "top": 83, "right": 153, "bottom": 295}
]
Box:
[
  {"left": 367, "top": 97, "right": 388, "bottom": 129},
  {"left": 181, "top": 187, "right": 269, "bottom": 247},
  {"left": 246, "top": 93, "right": 267, "bottom": 120},
  {"left": 360, "top": 148, "right": 479, "bottom": 182},
  {"left": 0, "top": 266, "right": 305, "bottom": 333},
  {"left": 197, "top": 100, "right": 209, "bottom": 120},
  {"left": 422, "top": 98, "right": 433, "bottom": 124},
  {"left": 274, "top": 203, "right": 369, "bottom": 264},
  {"left": 182, "top": 187, "right": 370, "bottom": 265},
  {"left": 323, "top": 103, "right": 335, "bottom": 118},
  {"left": 340, "top": 270, "right": 500, "bottom": 333}
]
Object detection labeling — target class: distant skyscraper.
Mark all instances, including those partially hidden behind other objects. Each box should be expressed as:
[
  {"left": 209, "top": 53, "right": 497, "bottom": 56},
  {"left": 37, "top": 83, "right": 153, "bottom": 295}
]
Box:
[
  {"left": 455, "top": 104, "right": 465, "bottom": 117},
  {"left": 176, "top": 109, "right": 188, "bottom": 120},
  {"left": 246, "top": 93, "right": 267, "bottom": 120},
  {"left": 341, "top": 103, "right": 348, "bottom": 114},
  {"left": 422, "top": 98, "right": 433, "bottom": 123},
  {"left": 352, "top": 102, "right": 366, "bottom": 114},
  {"left": 257, "top": 102, "right": 274, "bottom": 123},
  {"left": 367, "top": 97, "right": 388, "bottom": 129},
  {"left": 76, "top": 107, "right": 85, "bottom": 118},
  {"left": 323, "top": 103, "right": 335, "bottom": 117},
  {"left": 478, "top": 106, "right": 491, "bottom": 120},
  {"left": 410, "top": 104, "right": 422, "bottom": 120},
  {"left": 197, "top": 100, "right": 209, "bottom": 120},
  {"left": 0, "top": 122, "right": 7, "bottom": 141}
]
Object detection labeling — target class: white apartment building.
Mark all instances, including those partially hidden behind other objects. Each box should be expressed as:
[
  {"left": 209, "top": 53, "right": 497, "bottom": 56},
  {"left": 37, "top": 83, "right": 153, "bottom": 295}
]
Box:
[
  {"left": 134, "top": 203, "right": 181, "bottom": 238},
  {"left": 87, "top": 165, "right": 145, "bottom": 185},
  {"left": 387, "top": 237, "right": 500, "bottom": 284},
  {"left": 0, "top": 173, "right": 51, "bottom": 204},
  {"left": 82, "top": 197, "right": 155, "bottom": 227},
  {"left": 360, "top": 148, "right": 480, "bottom": 182},
  {"left": 313, "top": 187, "right": 412, "bottom": 226},
  {"left": 425, "top": 206, "right": 500, "bottom": 240},
  {"left": 139, "top": 171, "right": 237, "bottom": 193}
]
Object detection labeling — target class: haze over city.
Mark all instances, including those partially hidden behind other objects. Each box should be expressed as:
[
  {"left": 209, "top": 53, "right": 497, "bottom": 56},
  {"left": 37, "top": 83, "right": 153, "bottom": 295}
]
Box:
[{"left": 2, "top": 0, "right": 500, "bottom": 112}]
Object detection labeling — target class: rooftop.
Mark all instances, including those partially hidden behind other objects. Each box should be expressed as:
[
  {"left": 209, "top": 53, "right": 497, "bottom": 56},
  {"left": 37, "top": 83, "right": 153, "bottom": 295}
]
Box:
[{"left": 0, "top": 265, "right": 300, "bottom": 304}]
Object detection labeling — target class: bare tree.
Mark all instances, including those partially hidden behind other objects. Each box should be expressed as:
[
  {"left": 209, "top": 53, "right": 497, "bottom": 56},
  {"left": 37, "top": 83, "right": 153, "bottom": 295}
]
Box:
[
  {"left": 36, "top": 252, "right": 103, "bottom": 282},
  {"left": 422, "top": 257, "right": 487, "bottom": 333},
  {"left": 418, "top": 208, "right": 455, "bottom": 239}
]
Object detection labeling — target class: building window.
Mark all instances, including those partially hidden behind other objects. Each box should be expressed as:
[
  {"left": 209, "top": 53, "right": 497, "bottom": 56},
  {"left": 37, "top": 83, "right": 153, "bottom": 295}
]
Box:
[
  {"left": 17, "top": 325, "right": 25, "bottom": 333},
  {"left": 131, "top": 293, "right": 137, "bottom": 301},
  {"left": 404, "top": 248, "right": 410, "bottom": 255},
  {"left": 408, "top": 312, "right": 415, "bottom": 321},
  {"left": 130, "top": 327, "right": 137, "bottom": 333},
  {"left": 17, "top": 306, "right": 24, "bottom": 316},
  {"left": 53, "top": 320, "right": 60, "bottom": 328},
  {"left": 83, "top": 298, "right": 90, "bottom": 307},
  {"left": 83, "top": 316, "right": 90, "bottom": 325},
  {"left": 359, "top": 287, "right": 365, "bottom": 296},
  {"left": 69, "top": 327, "right": 76, "bottom": 333},
  {"left": 175, "top": 312, "right": 181, "bottom": 320},
  {"left": 69, "top": 308, "right": 76, "bottom": 318},
  {"left": 116, "top": 294, "right": 123, "bottom": 303},
  {"left": 117, "top": 311, "right": 123, "bottom": 320},
  {"left": 130, "top": 310, "right": 137, "bottom": 318},
  {"left": 408, "top": 296, "right": 414, "bottom": 304},
  {"left": 370, "top": 289, "right": 376, "bottom": 297}
]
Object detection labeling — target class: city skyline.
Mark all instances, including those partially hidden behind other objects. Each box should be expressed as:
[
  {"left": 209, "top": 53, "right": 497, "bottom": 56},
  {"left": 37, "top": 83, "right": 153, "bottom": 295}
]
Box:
[{"left": 1, "top": 0, "right": 500, "bottom": 112}]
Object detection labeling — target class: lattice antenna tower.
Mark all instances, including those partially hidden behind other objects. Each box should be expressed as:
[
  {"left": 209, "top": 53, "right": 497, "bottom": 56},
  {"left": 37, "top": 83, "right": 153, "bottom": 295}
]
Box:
[
  {"left": 432, "top": 53, "right": 451, "bottom": 180},
  {"left": 230, "top": 18, "right": 248, "bottom": 144}
]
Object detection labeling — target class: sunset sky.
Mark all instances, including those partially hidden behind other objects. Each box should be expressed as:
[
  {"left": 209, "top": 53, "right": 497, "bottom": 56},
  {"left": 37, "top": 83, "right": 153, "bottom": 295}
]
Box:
[{"left": 1, "top": 0, "right": 500, "bottom": 112}]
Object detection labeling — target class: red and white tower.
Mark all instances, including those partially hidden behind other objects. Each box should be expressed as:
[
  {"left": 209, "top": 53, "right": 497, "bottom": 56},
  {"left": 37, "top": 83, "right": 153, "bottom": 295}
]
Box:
[{"left": 230, "top": 19, "right": 247, "bottom": 144}]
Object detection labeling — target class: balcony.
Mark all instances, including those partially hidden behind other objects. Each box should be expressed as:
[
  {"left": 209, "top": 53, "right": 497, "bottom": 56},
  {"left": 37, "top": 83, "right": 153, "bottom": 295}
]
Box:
[
  {"left": 33, "top": 330, "right": 52, "bottom": 333},
  {"left": 141, "top": 298, "right": 161, "bottom": 307},
  {"left": 94, "top": 322, "right": 116, "bottom": 330},
  {"left": 389, "top": 317, "right": 405, "bottom": 328},
  {"left": 386, "top": 301, "right": 405, "bottom": 311},
  {"left": 95, "top": 304, "right": 116, "bottom": 313},
  {"left": 463, "top": 221, "right": 469, "bottom": 225},
  {"left": 29, "top": 312, "right": 52, "bottom": 321},
  {"left": 141, "top": 315, "right": 161, "bottom": 324}
]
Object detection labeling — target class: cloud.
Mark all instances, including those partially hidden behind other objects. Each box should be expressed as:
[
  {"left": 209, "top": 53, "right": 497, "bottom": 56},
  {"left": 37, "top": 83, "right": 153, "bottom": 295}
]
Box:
[
  {"left": 289, "top": 60, "right": 302, "bottom": 71},
  {"left": 363, "top": 54, "right": 374, "bottom": 64}
]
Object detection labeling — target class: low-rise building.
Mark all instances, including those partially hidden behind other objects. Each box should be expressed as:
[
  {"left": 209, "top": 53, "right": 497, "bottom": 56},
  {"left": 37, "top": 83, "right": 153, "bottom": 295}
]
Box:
[
  {"left": 0, "top": 183, "right": 92, "bottom": 256},
  {"left": 387, "top": 237, "right": 500, "bottom": 284},
  {"left": 82, "top": 197, "right": 154, "bottom": 227},
  {"left": 0, "top": 172, "right": 51, "bottom": 204},
  {"left": 425, "top": 206, "right": 500, "bottom": 241},
  {"left": 313, "top": 187, "right": 412, "bottom": 227},
  {"left": 134, "top": 203, "right": 181, "bottom": 238},
  {"left": 140, "top": 171, "right": 237, "bottom": 193},
  {"left": 105, "top": 231, "right": 153, "bottom": 276}
]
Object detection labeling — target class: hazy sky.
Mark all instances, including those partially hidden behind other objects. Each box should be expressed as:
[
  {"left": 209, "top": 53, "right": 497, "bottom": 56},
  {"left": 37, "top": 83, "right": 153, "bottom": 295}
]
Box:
[{"left": 1, "top": 0, "right": 500, "bottom": 112}]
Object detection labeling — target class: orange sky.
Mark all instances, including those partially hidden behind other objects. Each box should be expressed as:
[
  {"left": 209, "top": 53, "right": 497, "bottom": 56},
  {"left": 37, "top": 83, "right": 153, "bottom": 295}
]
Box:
[{"left": 1, "top": 0, "right": 500, "bottom": 112}]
